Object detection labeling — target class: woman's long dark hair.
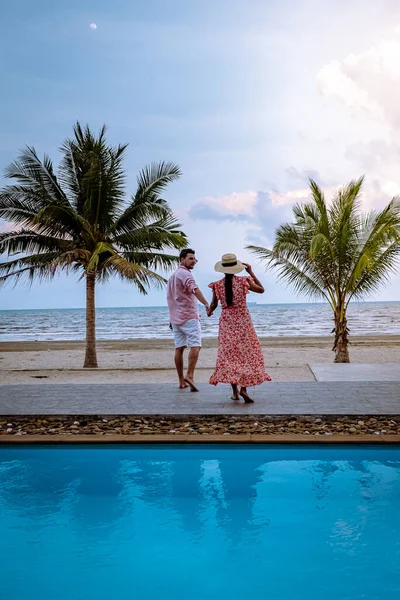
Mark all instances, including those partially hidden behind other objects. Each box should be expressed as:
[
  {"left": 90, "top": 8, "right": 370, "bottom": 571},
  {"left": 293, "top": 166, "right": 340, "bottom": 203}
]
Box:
[{"left": 224, "top": 274, "right": 234, "bottom": 306}]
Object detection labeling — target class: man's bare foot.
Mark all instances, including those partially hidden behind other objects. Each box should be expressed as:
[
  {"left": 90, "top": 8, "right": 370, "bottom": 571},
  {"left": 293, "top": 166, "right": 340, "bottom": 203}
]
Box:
[
  {"left": 184, "top": 377, "right": 199, "bottom": 392},
  {"left": 240, "top": 390, "right": 254, "bottom": 403},
  {"left": 179, "top": 382, "right": 189, "bottom": 389}
]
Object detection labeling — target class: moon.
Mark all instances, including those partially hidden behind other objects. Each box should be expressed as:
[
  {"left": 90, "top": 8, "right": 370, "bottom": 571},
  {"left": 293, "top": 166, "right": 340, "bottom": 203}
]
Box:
[{"left": 90, "top": 23, "right": 97, "bottom": 30}]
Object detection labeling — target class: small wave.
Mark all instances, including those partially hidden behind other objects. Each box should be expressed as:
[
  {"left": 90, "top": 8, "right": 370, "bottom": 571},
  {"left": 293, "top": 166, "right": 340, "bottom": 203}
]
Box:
[{"left": 1, "top": 303, "right": 400, "bottom": 341}]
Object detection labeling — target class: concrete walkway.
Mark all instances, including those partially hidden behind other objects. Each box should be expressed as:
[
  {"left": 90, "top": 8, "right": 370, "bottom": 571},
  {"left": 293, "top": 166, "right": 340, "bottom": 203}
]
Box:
[
  {"left": 0, "top": 381, "right": 399, "bottom": 415},
  {"left": 310, "top": 363, "right": 400, "bottom": 382}
]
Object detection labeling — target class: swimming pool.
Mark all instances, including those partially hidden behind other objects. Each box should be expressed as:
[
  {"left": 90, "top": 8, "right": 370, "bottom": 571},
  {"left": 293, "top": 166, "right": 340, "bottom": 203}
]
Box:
[{"left": 1, "top": 445, "right": 399, "bottom": 600}]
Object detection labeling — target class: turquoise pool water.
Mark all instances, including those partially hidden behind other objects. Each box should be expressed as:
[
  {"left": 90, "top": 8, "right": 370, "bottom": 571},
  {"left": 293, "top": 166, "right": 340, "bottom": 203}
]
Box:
[{"left": 0, "top": 445, "right": 399, "bottom": 600}]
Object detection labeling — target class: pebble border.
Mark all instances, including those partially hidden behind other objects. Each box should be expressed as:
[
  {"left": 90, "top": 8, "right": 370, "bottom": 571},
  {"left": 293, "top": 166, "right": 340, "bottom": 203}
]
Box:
[{"left": 1, "top": 415, "right": 400, "bottom": 443}]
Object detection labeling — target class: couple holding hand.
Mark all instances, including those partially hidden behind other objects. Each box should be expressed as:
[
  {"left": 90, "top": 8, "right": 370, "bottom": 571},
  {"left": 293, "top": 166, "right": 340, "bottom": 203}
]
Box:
[{"left": 167, "top": 249, "right": 271, "bottom": 403}]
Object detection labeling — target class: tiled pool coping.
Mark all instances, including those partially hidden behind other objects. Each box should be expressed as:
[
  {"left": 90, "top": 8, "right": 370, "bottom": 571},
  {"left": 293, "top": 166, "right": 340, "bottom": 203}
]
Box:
[{"left": 1, "top": 434, "right": 400, "bottom": 444}]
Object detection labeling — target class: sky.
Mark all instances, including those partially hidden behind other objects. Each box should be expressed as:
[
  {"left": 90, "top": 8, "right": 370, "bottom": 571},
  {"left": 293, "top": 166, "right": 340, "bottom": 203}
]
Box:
[{"left": 2, "top": 0, "right": 400, "bottom": 309}]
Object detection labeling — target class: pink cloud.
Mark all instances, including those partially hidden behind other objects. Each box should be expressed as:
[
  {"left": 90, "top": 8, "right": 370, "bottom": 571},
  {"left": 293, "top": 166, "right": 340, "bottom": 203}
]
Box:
[{"left": 202, "top": 191, "right": 258, "bottom": 216}]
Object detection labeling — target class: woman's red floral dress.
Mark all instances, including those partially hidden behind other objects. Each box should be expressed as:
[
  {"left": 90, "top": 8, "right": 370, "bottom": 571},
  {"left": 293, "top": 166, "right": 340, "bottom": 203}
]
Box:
[{"left": 209, "top": 276, "right": 271, "bottom": 387}]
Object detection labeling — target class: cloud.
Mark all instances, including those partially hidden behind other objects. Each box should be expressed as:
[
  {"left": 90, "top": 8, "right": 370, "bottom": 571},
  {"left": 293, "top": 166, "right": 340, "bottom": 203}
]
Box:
[
  {"left": 381, "top": 180, "right": 400, "bottom": 196},
  {"left": 188, "top": 190, "right": 257, "bottom": 222},
  {"left": 317, "top": 58, "right": 382, "bottom": 118},
  {"left": 200, "top": 191, "right": 257, "bottom": 216},
  {"left": 188, "top": 203, "right": 249, "bottom": 222},
  {"left": 345, "top": 140, "right": 400, "bottom": 172},
  {"left": 317, "top": 27, "right": 400, "bottom": 129},
  {"left": 190, "top": 187, "right": 310, "bottom": 221},
  {"left": 317, "top": 24, "right": 400, "bottom": 213},
  {"left": 286, "top": 167, "right": 321, "bottom": 185},
  {"left": 189, "top": 187, "right": 306, "bottom": 244},
  {"left": 344, "top": 140, "right": 400, "bottom": 206},
  {"left": 189, "top": 179, "right": 387, "bottom": 242},
  {"left": 269, "top": 188, "right": 310, "bottom": 206},
  {"left": 90, "top": 23, "right": 97, "bottom": 30}
]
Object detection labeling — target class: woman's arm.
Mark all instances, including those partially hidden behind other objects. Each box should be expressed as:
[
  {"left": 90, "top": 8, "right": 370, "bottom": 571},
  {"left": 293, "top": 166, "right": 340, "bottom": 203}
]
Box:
[
  {"left": 207, "top": 289, "right": 219, "bottom": 316},
  {"left": 242, "top": 263, "right": 264, "bottom": 294}
]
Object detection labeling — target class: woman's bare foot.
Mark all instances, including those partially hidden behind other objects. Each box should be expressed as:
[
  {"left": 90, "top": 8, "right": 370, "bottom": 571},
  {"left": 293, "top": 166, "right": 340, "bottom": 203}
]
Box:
[
  {"left": 179, "top": 381, "right": 189, "bottom": 389},
  {"left": 184, "top": 377, "right": 199, "bottom": 392},
  {"left": 240, "top": 388, "right": 254, "bottom": 403},
  {"left": 231, "top": 384, "right": 240, "bottom": 401}
]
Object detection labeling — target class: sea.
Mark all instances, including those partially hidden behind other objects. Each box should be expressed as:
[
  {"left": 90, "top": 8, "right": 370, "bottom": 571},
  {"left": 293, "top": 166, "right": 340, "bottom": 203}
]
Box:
[{"left": 0, "top": 301, "right": 400, "bottom": 342}]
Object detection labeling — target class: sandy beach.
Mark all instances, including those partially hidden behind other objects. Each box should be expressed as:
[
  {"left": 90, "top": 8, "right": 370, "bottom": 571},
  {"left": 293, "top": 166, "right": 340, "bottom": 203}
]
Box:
[{"left": 1, "top": 335, "right": 400, "bottom": 384}]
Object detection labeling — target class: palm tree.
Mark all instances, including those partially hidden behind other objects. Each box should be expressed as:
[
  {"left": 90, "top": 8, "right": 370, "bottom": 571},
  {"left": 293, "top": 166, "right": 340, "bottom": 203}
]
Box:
[
  {"left": 248, "top": 177, "right": 400, "bottom": 362},
  {"left": 0, "top": 122, "right": 187, "bottom": 367}
]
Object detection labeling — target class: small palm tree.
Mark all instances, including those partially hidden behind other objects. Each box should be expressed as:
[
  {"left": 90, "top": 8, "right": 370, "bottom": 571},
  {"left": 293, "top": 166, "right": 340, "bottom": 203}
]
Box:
[
  {"left": 0, "top": 122, "right": 187, "bottom": 367},
  {"left": 248, "top": 177, "right": 400, "bottom": 362}
]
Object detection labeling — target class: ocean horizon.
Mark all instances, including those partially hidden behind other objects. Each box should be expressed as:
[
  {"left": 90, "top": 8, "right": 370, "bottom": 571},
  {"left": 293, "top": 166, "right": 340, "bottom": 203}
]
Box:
[{"left": 1, "top": 301, "right": 400, "bottom": 342}]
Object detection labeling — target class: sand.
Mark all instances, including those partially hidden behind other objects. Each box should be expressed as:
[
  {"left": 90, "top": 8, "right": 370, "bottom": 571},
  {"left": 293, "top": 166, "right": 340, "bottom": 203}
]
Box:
[{"left": 1, "top": 335, "right": 400, "bottom": 384}]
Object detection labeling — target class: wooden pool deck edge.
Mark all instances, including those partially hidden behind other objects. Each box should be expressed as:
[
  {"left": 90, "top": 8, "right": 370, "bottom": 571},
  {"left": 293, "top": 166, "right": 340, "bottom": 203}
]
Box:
[{"left": 1, "top": 433, "right": 400, "bottom": 444}]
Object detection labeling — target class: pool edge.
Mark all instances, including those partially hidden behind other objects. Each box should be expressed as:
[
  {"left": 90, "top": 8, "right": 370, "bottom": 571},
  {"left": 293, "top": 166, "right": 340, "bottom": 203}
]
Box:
[{"left": 1, "top": 433, "right": 400, "bottom": 444}]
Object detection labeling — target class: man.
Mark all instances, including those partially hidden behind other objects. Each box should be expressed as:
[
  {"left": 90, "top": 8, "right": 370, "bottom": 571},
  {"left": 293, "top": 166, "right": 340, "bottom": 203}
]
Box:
[{"left": 167, "top": 248, "right": 209, "bottom": 391}]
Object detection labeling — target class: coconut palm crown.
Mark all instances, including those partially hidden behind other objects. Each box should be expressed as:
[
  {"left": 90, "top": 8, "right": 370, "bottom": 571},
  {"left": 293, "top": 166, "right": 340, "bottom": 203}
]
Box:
[
  {"left": 0, "top": 123, "right": 188, "bottom": 367},
  {"left": 248, "top": 177, "right": 400, "bottom": 362}
]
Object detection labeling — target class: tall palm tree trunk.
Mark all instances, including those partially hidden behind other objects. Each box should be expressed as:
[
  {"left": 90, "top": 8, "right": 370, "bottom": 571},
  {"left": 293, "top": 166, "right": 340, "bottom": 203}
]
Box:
[
  {"left": 333, "top": 304, "right": 350, "bottom": 363},
  {"left": 83, "top": 271, "right": 98, "bottom": 368}
]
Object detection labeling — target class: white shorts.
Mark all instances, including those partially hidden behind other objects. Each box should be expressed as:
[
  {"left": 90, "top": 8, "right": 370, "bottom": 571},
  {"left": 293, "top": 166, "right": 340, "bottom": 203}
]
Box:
[{"left": 172, "top": 319, "right": 202, "bottom": 348}]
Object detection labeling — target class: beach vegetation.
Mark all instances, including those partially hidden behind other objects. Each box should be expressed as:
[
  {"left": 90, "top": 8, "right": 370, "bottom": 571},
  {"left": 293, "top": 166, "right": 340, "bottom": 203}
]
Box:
[
  {"left": 0, "top": 123, "right": 187, "bottom": 367},
  {"left": 248, "top": 177, "right": 400, "bottom": 362}
]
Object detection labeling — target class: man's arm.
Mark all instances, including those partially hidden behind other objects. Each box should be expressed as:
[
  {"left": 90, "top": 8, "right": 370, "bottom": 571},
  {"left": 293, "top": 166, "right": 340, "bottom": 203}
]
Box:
[
  {"left": 194, "top": 287, "right": 210, "bottom": 309},
  {"left": 183, "top": 272, "right": 209, "bottom": 309}
]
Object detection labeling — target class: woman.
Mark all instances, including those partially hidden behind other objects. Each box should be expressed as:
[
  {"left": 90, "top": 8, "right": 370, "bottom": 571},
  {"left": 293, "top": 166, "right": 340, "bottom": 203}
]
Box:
[{"left": 207, "top": 253, "right": 271, "bottom": 403}]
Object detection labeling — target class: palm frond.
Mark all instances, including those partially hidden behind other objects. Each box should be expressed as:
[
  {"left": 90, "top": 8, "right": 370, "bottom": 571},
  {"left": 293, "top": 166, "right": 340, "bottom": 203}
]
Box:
[
  {"left": 135, "top": 161, "right": 182, "bottom": 200},
  {"left": 4, "top": 146, "right": 70, "bottom": 208},
  {"left": 347, "top": 242, "right": 400, "bottom": 302},
  {"left": 269, "top": 255, "right": 331, "bottom": 302},
  {"left": 0, "top": 186, "right": 49, "bottom": 224},
  {"left": 0, "top": 123, "right": 186, "bottom": 297},
  {"left": 87, "top": 241, "right": 116, "bottom": 272},
  {"left": 0, "top": 185, "right": 84, "bottom": 238},
  {"left": 0, "top": 252, "right": 63, "bottom": 285},
  {"left": 0, "top": 229, "right": 72, "bottom": 256},
  {"left": 102, "top": 256, "right": 167, "bottom": 293},
  {"left": 58, "top": 122, "right": 128, "bottom": 229},
  {"left": 121, "top": 251, "right": 180, "bottom": 271},
  {"left": 309, "top": 233, "right": 333, "bottom": 260},
  {"left": 247, "top": 244, "right": 332, "bottom": 303},
  {"left": 309, "top": 179, "right": 330, "bottom": 235},
  {"left": 246, "top": 245, "right": 276, "bottom": 266},
  {"left": 345, "top": 196, "right": 400, "bottom": 295},
  {"left": 330, "top": 177, "right": 364, "bottom": 286},
  {"left": 113, "top": 161, "right": 182, "bottom": 235},
  {"left": 113, "top": 217, "right": 188, "bottom": 253},
  {"left": 249, "top": 177, "right": 400, "bottom": 318}
]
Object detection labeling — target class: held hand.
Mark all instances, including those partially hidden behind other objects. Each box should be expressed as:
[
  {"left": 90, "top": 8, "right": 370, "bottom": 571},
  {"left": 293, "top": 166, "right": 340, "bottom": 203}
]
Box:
[{"left": 206, "top": 305, "right": 213, "bottom": 317}]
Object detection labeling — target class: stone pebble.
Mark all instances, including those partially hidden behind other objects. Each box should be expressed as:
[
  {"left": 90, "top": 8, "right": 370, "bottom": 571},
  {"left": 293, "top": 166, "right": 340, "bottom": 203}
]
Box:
[{"left": 0, "top": 415, "right": 399, "bottom": 436}]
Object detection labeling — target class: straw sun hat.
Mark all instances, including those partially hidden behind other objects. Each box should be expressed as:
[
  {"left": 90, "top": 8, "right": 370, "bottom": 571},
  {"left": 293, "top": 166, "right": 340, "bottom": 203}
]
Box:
[{"left": 214, "top": 253, "right": 245, "bottom": 275}]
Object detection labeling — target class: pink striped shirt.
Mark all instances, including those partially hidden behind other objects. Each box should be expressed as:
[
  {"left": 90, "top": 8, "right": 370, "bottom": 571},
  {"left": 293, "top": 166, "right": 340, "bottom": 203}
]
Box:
[{"left": 167, "top": 266, "right": 199, "bottom": 325}]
